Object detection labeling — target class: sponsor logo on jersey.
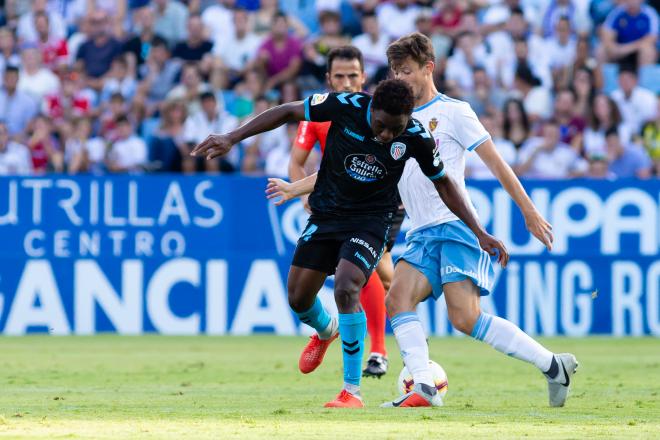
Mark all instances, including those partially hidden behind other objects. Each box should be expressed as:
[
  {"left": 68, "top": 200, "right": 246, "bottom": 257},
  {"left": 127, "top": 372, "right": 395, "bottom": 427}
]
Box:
[
  {"left": 429, "top": 117, "right": 438, "bottom": 132},
  {"left": 390, "top": 142, "right": 406, "bottom": 160},
  {"left": 310, "top": 93, "right": 329, "bottom": 106},
  {"left": 344, "top": 154, "right": 387, "bottom": 182}
]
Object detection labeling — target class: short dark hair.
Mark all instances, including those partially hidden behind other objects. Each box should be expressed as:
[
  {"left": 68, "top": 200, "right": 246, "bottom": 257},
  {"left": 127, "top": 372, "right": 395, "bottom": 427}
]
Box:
[
  {"left": 515, "top": 64, "right": 541, "bottom": 86},
  {"left": 4, "top": 65, "right": 19, "bottom": 75},
  {"left": 115, "top": 114, "right": 131, "bottom": 125},
  {"left": 318, "top": 10, "right": 341, "bottom": 24},
  {"left": 605, "top": 126, "right": 619, "bottom": 137},
  {"left": 151, "top": 35, "right": 169, "bottom": 50},
  {"left": 327, "top": 46, "right": 364, "bottom": 73},
  {"left": 619, "top": 64, "right": 638, "bottom": 76},
  {"left": 361, "top": 11, "right": 377, "bottom": 19},
  {"left": 200, "top": 91, "right": 216, "bottom": 101},
  {"left": 387, "top": 32, "right": 435, "bottom": 67},
  {"left": 372, "top": 79, "right": 414, "bottom": 116}
]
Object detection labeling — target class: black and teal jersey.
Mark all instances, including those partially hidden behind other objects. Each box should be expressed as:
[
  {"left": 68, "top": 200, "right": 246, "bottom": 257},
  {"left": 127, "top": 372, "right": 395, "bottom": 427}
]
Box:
[{"left": 303, "top": 91, "right": 445, "bottom": 217}]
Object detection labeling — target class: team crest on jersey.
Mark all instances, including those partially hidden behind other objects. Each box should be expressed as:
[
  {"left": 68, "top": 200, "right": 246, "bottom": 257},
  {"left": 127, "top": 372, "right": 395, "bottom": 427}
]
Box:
[
  {"left": 390, "top": 142, "right": 406, "bottom": 160},
  {"left": 428, "top": 118, "right": 438, "bottom": 132},
  {"left": 311, "top": 93, "right": 329, "bottom": 106}
]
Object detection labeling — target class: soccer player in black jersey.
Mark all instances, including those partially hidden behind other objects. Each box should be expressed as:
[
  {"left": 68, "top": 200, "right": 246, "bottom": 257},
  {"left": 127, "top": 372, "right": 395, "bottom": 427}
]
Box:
[{"left": 192, "top": 79, "right": 508, "bottom": 408}]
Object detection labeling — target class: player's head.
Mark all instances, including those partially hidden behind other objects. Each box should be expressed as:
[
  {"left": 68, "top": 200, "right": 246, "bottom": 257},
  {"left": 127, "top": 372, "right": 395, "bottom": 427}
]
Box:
[
  {"left": 386, "top": 32, "right": 435, "bottom": 102},
  {"left": 370, "top": 79, "right": 415, "bottom": 144},
  {"left": 326, "top": 46, "right": 366, "bottom": 94}
]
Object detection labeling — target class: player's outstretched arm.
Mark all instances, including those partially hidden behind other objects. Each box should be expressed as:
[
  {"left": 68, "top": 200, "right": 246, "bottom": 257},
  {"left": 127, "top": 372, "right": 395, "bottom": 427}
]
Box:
[
  {"left": 433, "top": 174, "right": 509, "bottom": 267},
  {"left": 265, "top": 173, "right": 318, "bottom": 206},
  {"left": 191, "top": 101, "right": 307, "bottom": 160},
  {"left": 476, "top": 140, "right": 553, "bottom": 250}
]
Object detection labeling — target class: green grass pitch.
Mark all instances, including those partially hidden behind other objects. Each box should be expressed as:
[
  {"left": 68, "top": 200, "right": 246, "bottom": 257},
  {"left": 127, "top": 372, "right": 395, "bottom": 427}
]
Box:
[{"left": 0, "top": 336, "right": 658, "bottom": 439}]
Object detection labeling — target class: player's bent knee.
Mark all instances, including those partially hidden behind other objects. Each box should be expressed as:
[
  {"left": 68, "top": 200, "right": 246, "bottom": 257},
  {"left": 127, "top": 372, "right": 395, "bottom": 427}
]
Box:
[
  {"left": 334, "top": 278, "right": 362, "bottom": 313},
  {"left": 448, "top": 310, "right": 479, "bottom": 335}
]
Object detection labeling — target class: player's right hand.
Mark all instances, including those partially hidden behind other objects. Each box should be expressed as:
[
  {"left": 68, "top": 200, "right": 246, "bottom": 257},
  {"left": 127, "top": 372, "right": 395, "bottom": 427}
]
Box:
[
  {"left": 190, "top": 134, "right": 234, "bottom": 160},
  {"left": 266, "top": 178, "right": 295, "bottom": 206},
  {"left": 477, "top": 232, "right": 509, "bottom": 268}
]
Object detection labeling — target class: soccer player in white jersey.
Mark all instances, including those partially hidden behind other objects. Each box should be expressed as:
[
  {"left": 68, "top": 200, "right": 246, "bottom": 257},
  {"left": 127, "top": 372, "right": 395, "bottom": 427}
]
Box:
[
  {"left": 266, "top": 33, "right": 579, "bottom": 409},
  {"left": 381, "top": 33, "right": 578, "bottom": 408}
]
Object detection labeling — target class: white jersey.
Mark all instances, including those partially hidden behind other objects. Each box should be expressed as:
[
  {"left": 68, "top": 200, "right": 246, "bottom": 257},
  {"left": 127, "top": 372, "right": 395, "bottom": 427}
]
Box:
[{"left": 400, "top": 94, "right": 490, "bottom": 236}]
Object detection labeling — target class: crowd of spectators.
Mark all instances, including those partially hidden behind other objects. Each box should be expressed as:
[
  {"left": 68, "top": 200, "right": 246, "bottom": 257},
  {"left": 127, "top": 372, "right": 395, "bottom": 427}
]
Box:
[{"left": 0, "top": 0, "right": 658, "bottom": 179}]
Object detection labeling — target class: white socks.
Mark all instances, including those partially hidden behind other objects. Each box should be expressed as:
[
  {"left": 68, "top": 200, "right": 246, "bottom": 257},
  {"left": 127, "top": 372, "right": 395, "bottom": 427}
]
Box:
[
  {"left": 391, "top": 312, "right": 434, "bottom": 388},
  {"left": 472, "top": 312, "right": 554, "bottom": 372}
]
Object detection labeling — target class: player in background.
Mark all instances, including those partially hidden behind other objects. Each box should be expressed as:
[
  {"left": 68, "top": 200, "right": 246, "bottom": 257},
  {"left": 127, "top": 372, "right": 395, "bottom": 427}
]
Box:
[
  {"left": 383, "top": 33, "right": 577, "bottom": 407},
  {"left": 289, "top": 46, "right": 393, "bottom": 378},
  {"left": 193, "top": 79, "right": 508, "bottom": 407}
]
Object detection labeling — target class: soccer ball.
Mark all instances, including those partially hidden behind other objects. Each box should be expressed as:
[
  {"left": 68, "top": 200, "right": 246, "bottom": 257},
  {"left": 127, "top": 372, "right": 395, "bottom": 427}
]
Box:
[{"left": 398, "top": 360, "right": 448, "bottom": 397}]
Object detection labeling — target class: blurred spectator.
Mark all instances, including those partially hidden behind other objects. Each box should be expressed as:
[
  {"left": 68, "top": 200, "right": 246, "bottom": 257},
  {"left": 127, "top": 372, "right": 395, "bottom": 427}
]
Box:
[
  {"left": 445, "top": 31, "right": 495, "bottom": 93},
  {"left": 516, "top": 119, "right": 587, "bottom": 178},
  {"left": 202, "top": 0, "right": 235, "bottom": 47},
  {"left": 135, "top": 36, "right": 181, "bottom": 111},
  {"left": 66, "top": 13, "right": 90, "bottom": 65},
  {"left": 300, "top": 11, "right": 351, "bottom": 90},
  {"left": 502, "top": 98, "right": 530, "bottom": 150},
  {"left": 123, "top": 6, "right": 158, "bottom": 68},
  {"left": 0, "top": 66, "right": 38, "bottom": 137},
  {"left": 377, "top": 0, "right": 420, "bottom": 40},
  {"left": 541, "top": 0, "right": 591, "bottom": 38},
  {"left": 149, "top": 99, "right": 188, "bottom": 172},
  {"left": 610, "top": 66, "right": 658, "bottom": 135},
  {"left": 18, "top": 45, "right": 61, "bottom": 100},
  {"left": 65, "top": 117, "right": 106, "bottom": 174},
  {"left": 75, "top": 10, "right": 122, "bottom": 83},
  {"left": 26, "top": 114, "right": 63, "bottom": 174},
  {"left": 252, "top": 0, "right": 308, "bottom": 38},
  {"left": 602, "top": 0, "right": 658, "bottom": 68},
  {"left": 100, "top": 55, "right": 137, "bottom": 103},
  {"left": 242, "top": 96, "right": 289, "bottom": 174},
  {"left": 173, "top": 15, "right": 213, "bottom": 62},
  {"left": 265, "top": 122, "right": 297, "bottom": 177},
  {"left": 465, "top": 114, "right": 517, "bottom": 179},
  {"left": 106, "top": 115, "right": 147, "bottom": 172},
  {"left": 545, "top": 16, "right": 577, "bottom": 77},
  {"left": 166, "top": 62, "right": 211, "bottom": 114},
  {"left": 212, "top": 8, "right": 263, "bottom": 82},
  {"left": 183, "top": 91, "right": 239, "bottom": 172},
  {"left": 584, "top": 93, "right": 630, "bottom": 157},
  {"left": 640, "top": 99, "right": 660, "bottom": 175},
  {"left": 0, "top": 122, "right": 32, "bottom": 175},
  {"left": 500, "top": 36, "right": 552, "bottom": 90},
  {"left": 585, "top": 154, "right": 615, "bottom": 179},
  {"left": 415, "top": 9, "right": 450, "bottom": 60},
  {"left": 605, "top": 127, "right": 652, "bottom": 178},
  {"left": 463, "top": 66, "right": 507, "bottom": 116},
  {"left": 99, "top": 92, "right": 128, "bottom": 139},
  {"left": 232, "top": 69, "right": 266, "bottom": 118},
  {"left": 0, "top": 28, "right": 20, "bottom": 75},
  {"left": 433, "top": 0, "right": 464, "bottom": 38},
  {"left": 153, "top": 0, "right": 189, "bottom": 47},
  {"left": 513, "top": 64, "right": 553, "bottom": 122},
  {"left": 352, "top": 12, "right": 389, "bottom": 82},
  {"left": 34, "top": 11, "right": 68, "bottom": 70},
  {"left": 256, "top": 13, "right": 303, "bottom": 92},
  {"left": 43, "top": 68, "right": 95, "bottom": 123},
  {"left": 553, "top": 88, "right": 586, "bottom": 148},
  {"left": 571, "top": 66, "right": 597, "bottom": 118},
  {"left": 17, "top": 0, "right": 67, "bottom": 43}
]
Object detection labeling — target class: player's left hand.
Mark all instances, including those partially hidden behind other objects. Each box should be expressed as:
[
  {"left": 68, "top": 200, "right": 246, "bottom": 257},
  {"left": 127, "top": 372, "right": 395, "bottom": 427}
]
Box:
[
  {"left": 266, "top": 178, "right": 295, "bottom": 206},
  {"left": 190, "top": 134, "right": 235, "bottom": 160},
  {"left": 524, "top": 209, "right": 554, "bottom": 251},
  {"left": 477, "top": 232, "right": 509, "bottom": 268}
]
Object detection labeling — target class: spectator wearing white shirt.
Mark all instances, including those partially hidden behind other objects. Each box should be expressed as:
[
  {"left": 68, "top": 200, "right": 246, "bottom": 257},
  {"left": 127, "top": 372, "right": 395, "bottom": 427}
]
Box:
[
  {"left": 516, "top": 119, "right": 587, "bottom": 178},
  {"left": 0, "top": 66, "right": 38, "bottom": 137},
  {"left": 513, "top": 63, "right": 553, "bottom": 123},
  {"left": 610, "top": 66, "right": 658, "bottom": 136},
  {"left": 184, "top": 91, "right": 239, "bottom": 172},
  {"left": 202, "top": 0, "right": 236, "bottom": 49},
  {"left": 0, "top": 122, "right": 32, "bottom": 175},
  {"left": 545, "top": 16, "right": 577, "bottom": 70},
  {"left": 107, "top": 115, "right": 147, "bottom": 172},
  {"left": 213, "top": 8, "right": 263, "bottom": 80},
  {"left": 153, "top": 0, "right": 189, "bottom": 47},
  {"left": 66, "top": 117, "right": 107, "bottom": 174},
  {"left": 242, "top": 96, "right": 290, "bottom": 174},
  {"left": 17, "top": 0, "right": 67, "bottom": 44},
  {"left": 17, "top": 45, "right": 61, "bottom": 101},
  {"left": 377, "top": 0, "right": 420, "bottom": 41},
  {"left": 584, "top": 93, "right": 630, "bottom": 157},
  {"left": 445, "top": 31, "right": 496, "bottom": 94},
  {"left": 352, "top": 13, "right": 390, "bottom": 82},
  {"left": 465, "top": 114, "right": 517, "bottom": 179}
]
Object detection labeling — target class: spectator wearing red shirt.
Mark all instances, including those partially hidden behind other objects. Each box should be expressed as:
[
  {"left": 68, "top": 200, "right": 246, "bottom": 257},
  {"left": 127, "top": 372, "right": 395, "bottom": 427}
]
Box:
[
  {"left": 26, "top": 115, "right": 63, "bottom": 174},
  {"left": 257, "top": 12, "right": 303, "bottom": 92},
  {"left": 34, "top": 11, "right": 68, "bottom": 70},
  {"left": 553, "top": 88, "right": 586, "bottom": 150}
]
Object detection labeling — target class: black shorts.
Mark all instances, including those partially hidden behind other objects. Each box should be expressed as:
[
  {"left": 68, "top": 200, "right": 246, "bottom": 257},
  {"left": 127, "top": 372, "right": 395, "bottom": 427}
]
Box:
[
  {"left": 386, "top": 205, "right": 406, "bottom": 252},
  {"left": 292, "top": 214, "right": 392, "bottom": 280}
]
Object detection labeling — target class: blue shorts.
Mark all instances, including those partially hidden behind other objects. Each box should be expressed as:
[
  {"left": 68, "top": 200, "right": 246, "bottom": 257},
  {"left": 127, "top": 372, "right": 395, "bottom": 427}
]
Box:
[{"left": 397, "top": 220, "right": 495, "bottom": 299}]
